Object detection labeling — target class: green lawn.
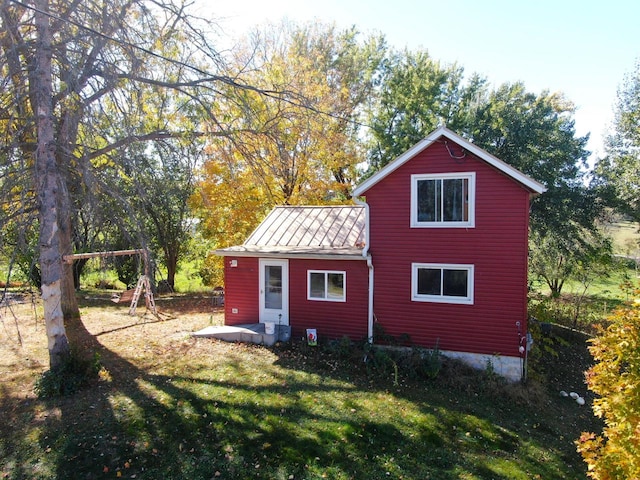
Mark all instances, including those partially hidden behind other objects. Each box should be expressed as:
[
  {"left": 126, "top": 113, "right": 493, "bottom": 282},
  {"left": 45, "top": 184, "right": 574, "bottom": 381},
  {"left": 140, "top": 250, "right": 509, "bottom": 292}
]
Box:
[{"left": 0, "top": 292, "right": 599, "bottom": 479}]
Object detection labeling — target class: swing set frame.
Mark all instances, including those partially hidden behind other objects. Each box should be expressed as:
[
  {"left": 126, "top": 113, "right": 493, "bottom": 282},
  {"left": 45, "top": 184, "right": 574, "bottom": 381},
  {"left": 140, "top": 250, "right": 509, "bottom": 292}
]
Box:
[{"left": 62, "top": 249, "right": 157, "bottom": 315}]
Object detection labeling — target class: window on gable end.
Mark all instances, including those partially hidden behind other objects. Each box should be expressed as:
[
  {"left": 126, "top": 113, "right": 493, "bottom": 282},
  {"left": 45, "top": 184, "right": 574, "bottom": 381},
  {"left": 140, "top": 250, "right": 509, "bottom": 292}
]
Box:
[{"left": 411, "top": 173, "right": 475, "bottom": 227}]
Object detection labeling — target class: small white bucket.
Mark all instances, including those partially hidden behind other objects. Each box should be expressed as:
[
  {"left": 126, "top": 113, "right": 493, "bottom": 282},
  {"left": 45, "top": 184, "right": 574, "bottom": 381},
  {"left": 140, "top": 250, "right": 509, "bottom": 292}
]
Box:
[{"left": 264, "top": 322, "right": 276, "bottom": 335}]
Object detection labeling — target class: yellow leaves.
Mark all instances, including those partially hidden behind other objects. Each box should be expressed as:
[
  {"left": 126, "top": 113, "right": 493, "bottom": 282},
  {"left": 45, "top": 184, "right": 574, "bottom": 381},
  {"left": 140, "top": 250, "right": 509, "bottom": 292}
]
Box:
[
  {"left": 578, "top": 286, "right": 640, "bottom": 479},
  {"left": 196, "top": 22, "right": 372, "bottom": 250}
]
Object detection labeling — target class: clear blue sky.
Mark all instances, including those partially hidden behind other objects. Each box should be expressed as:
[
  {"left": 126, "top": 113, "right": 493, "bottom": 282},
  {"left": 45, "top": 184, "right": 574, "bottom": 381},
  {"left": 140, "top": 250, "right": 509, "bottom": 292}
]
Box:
[{"left": 205, "top": 0, "right": 640, "bottom": 160}]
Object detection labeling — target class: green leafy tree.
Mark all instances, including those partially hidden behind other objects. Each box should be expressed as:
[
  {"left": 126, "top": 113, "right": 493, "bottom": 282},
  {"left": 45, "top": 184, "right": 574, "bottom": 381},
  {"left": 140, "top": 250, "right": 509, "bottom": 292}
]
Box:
[
  {"left": 529, "top": 228, "right": 614, "bottom": 313},
  {"left": 577, "top": 284, "right": 640, "bottom": 479},
  {"left": 465, "top": 83, "right": 595, "bottom": 237},
  {"left": 367, "top": 48, "right": 486, "bottom": 172},
  {"left": 130, "top": 140, "right": 201, "bottom": 290},
  {"left": 0, "top": 0, "right": 286, "bottom": 369},
  {"left": 594, "top": 60, "right": 640, "bottom": 225}
]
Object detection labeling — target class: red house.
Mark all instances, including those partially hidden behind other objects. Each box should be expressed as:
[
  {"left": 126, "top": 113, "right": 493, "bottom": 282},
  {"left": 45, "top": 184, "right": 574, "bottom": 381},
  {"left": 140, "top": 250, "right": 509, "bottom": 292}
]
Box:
[{"left": 215, "top": 127, "right": 546, "bottom": 381}]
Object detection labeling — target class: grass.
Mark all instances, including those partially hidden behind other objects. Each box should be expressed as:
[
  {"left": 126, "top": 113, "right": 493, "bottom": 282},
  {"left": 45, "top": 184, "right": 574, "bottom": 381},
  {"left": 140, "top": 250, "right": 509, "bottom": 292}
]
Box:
[
  {"left": 1, "top": 289, "right": 600, "bottom": 479},
  {"left": 77, "top": 258, "right": 208, "bottom": 293},
  {"left": 604, "top": 221, "right": 639, "bottom": 256},
  {"left": 528, "top": 265, "right": 638, "bottom": 335}
]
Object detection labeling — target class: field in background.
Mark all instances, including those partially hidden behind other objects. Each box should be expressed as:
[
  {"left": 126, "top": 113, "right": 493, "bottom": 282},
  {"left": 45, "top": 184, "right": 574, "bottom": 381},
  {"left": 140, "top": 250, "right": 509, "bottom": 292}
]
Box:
[{"left": 605, "top": 221, "right": 640, "bottom": 257}]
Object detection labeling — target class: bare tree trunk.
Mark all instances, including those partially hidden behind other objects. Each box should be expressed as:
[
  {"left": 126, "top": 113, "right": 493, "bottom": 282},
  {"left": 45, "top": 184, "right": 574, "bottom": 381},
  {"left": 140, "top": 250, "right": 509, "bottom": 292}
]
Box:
[
  {"left": 59, "top": 187, "right": 80, "bottom": 320},
  {"left": 33, "top": 0, "right": 70, "bottom": 369}
]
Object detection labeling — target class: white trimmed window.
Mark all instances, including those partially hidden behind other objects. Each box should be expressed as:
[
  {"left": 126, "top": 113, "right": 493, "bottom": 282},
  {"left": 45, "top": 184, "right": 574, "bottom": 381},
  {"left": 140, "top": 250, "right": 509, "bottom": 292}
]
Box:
[
  {"left": 308, "top": 270, "right": 346, "bottom": 302},
  {"left": 411, "top": 173, "right": 475, "bottom": 227},
  {"left": 411, "top": 263, "right": 474, "bottom": 304}
]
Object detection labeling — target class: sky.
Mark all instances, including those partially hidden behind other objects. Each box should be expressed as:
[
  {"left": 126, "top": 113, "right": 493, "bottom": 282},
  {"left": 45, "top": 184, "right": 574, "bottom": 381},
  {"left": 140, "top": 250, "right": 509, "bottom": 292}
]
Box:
[{"left": 202, "top": 0, "right": 640, "bottom": 161}]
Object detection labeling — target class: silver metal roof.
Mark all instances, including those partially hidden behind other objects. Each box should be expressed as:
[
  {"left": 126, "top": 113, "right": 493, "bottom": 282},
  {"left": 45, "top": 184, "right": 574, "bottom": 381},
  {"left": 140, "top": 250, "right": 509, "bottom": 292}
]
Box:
[{"left": 216, "top": 205, "right": 366, "bottom": 259}]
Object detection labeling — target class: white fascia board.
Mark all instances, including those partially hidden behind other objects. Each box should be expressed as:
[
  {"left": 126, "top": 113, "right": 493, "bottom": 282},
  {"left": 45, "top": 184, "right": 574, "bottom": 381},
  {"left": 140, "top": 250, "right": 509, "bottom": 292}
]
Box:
[
  {"left": 353, "top": 126, "right": 547, "bottom": 196},
  {"left": 214, "top": 248, "right": 368, "bottom": 262},
  {"left": 353, "top": 136, "right": 435, "bottom": 197}
]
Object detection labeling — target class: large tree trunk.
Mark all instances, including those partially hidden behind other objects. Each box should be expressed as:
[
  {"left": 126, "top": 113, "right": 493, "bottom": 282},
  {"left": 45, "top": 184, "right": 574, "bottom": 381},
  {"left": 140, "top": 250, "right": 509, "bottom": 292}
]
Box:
[
  {"left": 60, "top": 188, "right": 80, "bottom": 320},
  {"left": 33, "top": 0, "right": 70, "bottom": 369},
  {"left": 165, "top": 248, "right": 178, "bottom": 291}
]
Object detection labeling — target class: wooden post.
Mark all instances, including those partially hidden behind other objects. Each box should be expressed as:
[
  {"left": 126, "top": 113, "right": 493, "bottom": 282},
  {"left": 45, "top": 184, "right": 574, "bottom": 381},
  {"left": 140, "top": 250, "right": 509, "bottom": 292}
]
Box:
[{"left": 62, "top": 249, "right": 145, "bottom": 263}]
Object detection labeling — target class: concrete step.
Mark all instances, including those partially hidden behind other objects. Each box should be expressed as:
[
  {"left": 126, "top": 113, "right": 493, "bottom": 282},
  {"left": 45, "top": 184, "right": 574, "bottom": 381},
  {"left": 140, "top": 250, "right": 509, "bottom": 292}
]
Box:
[{"left": 193, "top": 323, "right": 291, "bottom": 347}]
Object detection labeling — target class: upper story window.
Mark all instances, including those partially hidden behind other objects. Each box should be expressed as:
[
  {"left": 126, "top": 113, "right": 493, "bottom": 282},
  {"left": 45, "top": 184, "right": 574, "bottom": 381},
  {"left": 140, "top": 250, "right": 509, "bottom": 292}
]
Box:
[
  {"left": 308, "top": 270, "right": 346, "bottom": 302},
  {"left": 411, "top": 173, "right": 475, "bottom": 228}
]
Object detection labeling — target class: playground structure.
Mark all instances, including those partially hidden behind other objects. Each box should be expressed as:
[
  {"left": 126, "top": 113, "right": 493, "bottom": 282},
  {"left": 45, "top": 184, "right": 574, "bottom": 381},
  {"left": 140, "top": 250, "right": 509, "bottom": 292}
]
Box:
[{"left": 62, "top": 249, "right": 157, "bottom": 316}]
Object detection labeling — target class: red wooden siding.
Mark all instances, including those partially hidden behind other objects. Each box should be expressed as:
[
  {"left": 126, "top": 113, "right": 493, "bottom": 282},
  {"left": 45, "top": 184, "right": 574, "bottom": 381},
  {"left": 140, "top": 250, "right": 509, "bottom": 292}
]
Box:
[
  {"left": 288, "top": 259, "right": 369, "bottom": 341},
  {"left": 223, "top": 256, "right": 259, "bottom": 324},
  {"left": 364, "top": 141, "right": 530, "bottom": 357},
  {"left": 223, "top": 256, "right": 370, "bottom": 341}
]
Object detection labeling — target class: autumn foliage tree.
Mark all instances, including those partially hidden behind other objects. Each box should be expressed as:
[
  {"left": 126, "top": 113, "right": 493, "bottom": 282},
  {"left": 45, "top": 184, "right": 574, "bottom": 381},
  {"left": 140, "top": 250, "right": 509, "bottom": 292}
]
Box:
[
  {"left": 194, "top": 21, "right": 385, "bottom": 280},
  {"left": 577, "top": 284, "right": 640, "bottom": 479},
  {"left": 0, "top": 0, "right": 290, "bottom": 369}
]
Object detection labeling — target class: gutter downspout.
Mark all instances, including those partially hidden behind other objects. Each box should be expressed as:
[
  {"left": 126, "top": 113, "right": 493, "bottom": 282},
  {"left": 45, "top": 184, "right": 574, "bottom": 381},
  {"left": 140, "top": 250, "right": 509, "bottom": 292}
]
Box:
[{"left": 354, "top": 196, "right": 374, "bottom": 343}]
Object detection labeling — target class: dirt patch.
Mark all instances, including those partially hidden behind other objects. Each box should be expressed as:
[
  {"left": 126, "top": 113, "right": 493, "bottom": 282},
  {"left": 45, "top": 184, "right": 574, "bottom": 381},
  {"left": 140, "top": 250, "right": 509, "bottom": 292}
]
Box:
[
  {"left": 0, "top": 291, "right": 223, "bottom": 395},
  {"left": 532, "top": 324, "right": 603, "bottom": 438}
]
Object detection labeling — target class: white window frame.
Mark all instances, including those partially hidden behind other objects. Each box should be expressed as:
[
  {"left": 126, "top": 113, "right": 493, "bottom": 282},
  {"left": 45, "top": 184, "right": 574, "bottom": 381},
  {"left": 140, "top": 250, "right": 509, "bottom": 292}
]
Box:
[
  {"left": 411, "top": 263, "right": 474, "bottom": 304},
  {"left": 410, "top": 172, "right": 476, "bottom": 228},
  {"left": 307, "top": 270, "right": 346, "bottom": 302}
]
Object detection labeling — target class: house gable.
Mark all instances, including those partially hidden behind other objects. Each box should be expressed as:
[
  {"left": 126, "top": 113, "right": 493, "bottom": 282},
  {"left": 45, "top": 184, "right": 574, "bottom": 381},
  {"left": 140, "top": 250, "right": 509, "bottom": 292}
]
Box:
[
  {"left": 352, "top": 127, "right": 538, "bottom": 380},
  {"left": 353, "top": 126, "right": 546, "bottom": 197}
]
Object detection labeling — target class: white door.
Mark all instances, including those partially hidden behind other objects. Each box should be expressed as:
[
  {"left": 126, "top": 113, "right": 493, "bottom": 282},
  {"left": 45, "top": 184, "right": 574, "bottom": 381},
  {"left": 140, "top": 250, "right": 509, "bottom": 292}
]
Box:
[{"left": 259, "top": 259, "right": 289, "bottom": 325}]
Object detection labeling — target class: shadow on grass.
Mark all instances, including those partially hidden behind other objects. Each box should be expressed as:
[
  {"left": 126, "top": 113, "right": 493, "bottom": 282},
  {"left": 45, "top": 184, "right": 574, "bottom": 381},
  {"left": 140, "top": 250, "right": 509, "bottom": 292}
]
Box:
[{"left": 1, "top": 309, "right": 593, "bottom": 480}]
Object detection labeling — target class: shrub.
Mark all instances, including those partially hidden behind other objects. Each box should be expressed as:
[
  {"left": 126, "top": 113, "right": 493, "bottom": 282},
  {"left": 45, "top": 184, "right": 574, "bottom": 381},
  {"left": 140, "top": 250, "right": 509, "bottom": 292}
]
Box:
[
  {"left": 577, "top": 285, "right": 640, "bottom": 479},
  {"left": 325, "top": 336, "right": 355, "bottom": 359},
  {"left": 403, "top": 344, "right": 441, "bottom": 380}
]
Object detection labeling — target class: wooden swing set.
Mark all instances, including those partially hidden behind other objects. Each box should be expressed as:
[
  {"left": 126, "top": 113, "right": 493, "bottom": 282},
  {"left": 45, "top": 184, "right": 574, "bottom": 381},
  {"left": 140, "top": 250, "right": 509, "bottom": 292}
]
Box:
[{"left": 63, "top": 249, "right": 157, "bottom": 316}]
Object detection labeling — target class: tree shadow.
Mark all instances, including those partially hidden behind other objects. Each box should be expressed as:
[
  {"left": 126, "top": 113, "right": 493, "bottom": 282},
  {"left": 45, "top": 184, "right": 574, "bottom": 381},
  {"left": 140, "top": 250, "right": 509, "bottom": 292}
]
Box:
[
  {"left": 20, "top": 315, "right": 413, "bottom": 479},
  {"left": 1, "top": 306, "right": 592, "bottom": 479}
]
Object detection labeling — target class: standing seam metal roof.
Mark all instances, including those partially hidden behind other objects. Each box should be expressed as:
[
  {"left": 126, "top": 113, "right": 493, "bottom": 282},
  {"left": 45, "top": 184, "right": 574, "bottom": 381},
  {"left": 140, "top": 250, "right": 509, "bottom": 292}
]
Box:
[{"left": 244, "top": 205, "right": 366, "bottom": 249}]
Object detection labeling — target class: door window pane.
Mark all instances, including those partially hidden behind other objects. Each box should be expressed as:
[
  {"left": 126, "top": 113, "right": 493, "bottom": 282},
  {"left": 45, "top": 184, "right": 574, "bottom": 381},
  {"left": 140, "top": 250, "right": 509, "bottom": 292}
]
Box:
[{"left": 265, "top": 265, "right": 282, "bottom": 309}]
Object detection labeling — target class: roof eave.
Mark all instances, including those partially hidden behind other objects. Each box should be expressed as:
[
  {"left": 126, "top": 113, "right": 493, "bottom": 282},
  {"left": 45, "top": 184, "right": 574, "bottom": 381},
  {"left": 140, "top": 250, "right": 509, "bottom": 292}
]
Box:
[
  {"left": 214, "top": 248, "right": 368, "bottom": 261},
  {"left": 353, "top": 126, "right": 547, "bottom": 196}
]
